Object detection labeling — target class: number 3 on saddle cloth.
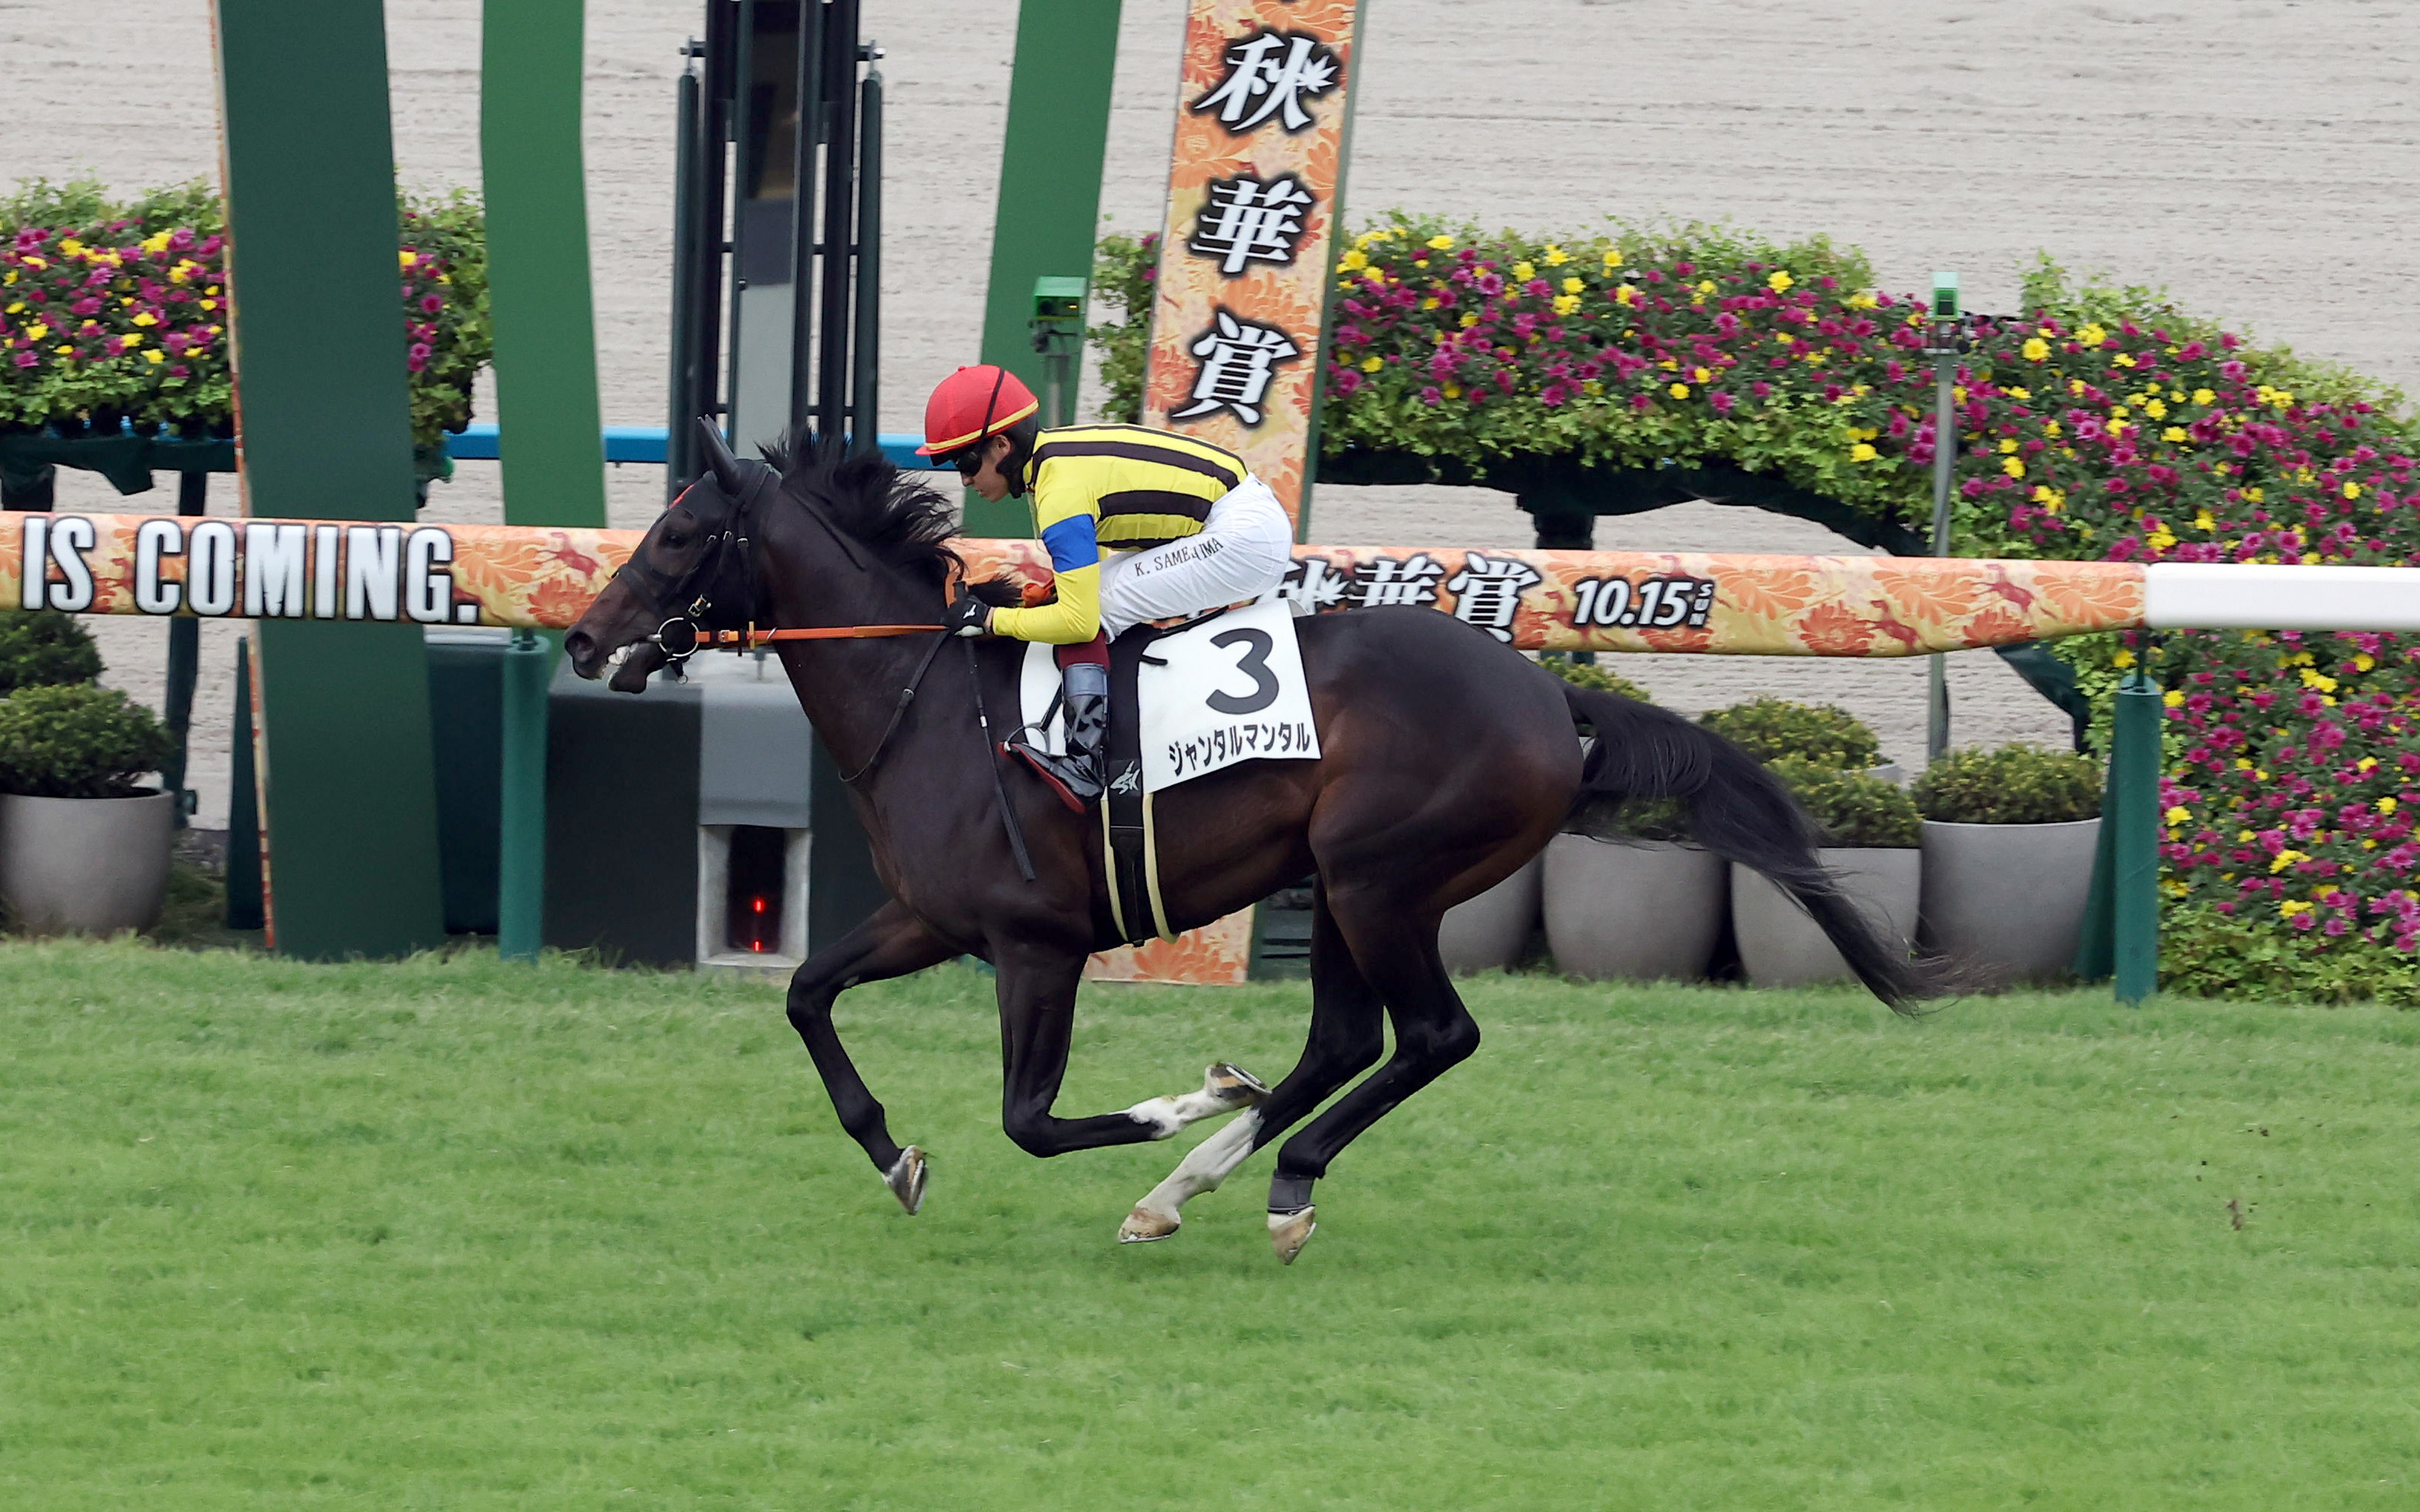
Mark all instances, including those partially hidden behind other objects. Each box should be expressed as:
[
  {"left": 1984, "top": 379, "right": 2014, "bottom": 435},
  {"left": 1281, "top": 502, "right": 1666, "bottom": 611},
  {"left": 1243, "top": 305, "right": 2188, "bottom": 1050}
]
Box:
[{"left": 1014, "top": 599, "right": 1320, "bottom": 945}]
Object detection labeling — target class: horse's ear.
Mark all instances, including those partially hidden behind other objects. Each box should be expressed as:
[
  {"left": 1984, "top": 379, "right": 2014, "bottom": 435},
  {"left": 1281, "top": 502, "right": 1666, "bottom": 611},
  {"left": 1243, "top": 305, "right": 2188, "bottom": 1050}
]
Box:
[{"left": 697, "top": 417, "right": 744, "bottom": 495}]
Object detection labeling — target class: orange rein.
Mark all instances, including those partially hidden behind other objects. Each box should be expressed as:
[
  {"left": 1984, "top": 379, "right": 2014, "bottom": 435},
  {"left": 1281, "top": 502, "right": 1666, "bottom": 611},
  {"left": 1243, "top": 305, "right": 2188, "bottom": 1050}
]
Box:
[{"left": 702, "top": 624, "right": 946, "bottom": 646}]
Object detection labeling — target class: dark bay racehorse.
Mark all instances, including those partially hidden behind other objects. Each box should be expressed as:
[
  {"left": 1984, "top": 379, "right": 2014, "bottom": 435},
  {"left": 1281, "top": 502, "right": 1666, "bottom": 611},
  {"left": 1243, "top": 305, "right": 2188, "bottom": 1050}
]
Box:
[{"left": 563, "top": 431, "right": 1936, "bottom": 1262}]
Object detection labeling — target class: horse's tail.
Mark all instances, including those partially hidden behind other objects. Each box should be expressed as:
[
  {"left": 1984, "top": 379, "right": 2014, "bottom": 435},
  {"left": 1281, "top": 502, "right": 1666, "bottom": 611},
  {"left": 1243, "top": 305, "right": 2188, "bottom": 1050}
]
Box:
[{"left": 1555, "top": 680, "right": 1944, "bottom": 1014}]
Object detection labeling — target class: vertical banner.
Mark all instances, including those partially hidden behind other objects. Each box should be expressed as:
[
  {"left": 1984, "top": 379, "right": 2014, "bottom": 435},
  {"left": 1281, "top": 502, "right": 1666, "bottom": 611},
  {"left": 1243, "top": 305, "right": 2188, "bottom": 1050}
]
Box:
[{"left": 1143, "top": 0, "right": 1361, "bottom": 536}]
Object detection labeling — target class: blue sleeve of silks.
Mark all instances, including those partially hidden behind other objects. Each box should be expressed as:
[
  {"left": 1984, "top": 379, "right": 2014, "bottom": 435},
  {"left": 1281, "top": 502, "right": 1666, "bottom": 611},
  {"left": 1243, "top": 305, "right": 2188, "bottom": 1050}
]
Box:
[{"left": 1039, "top": 512, "right": 1099, "bottom": 571}]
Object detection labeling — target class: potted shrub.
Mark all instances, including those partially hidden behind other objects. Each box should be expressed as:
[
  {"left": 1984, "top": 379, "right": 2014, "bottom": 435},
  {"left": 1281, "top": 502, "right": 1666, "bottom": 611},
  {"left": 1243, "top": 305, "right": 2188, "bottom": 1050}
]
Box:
[
  {"left": 1699, "top": 695, "right": 1900, "bottom": 784},
  {"left": 1914, "top": 744, "right": 2104, "bottom": 988},
  {"left": 1729, "top": 756, "right": 1922, "bottom": 987},
  {"left": 1527, "top": 662, "right": 1727, "bottom": 982},
  {"left": 0, "top": 611, "right": 104, "bottom": 694},
  {"left": 0, "top": 683, "right": 178, "bottom": 935}
]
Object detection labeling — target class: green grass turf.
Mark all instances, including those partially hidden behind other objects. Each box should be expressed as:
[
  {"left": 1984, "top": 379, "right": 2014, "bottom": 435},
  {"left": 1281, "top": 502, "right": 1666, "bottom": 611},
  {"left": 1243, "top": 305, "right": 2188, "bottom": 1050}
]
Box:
[{"left": 4, "top": 940, "right": 2418, "bottom": 1510}]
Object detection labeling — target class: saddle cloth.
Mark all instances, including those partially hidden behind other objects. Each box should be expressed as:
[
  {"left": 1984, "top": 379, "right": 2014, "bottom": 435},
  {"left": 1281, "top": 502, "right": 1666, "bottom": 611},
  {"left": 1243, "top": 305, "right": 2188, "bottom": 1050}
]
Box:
[
  {"left": 1016, "top": 600, "right": 1320, "bottom": 945},
  {"left": 1015, "top": 598, "right": 1320, "bottom": 793}
]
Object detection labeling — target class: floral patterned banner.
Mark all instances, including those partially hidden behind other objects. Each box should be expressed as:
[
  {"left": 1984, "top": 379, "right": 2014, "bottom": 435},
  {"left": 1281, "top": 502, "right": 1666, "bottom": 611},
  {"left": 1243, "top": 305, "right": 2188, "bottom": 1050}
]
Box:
[
  {"left": 2, "top": 514, "right": 2152, "bottom": 656},
  {"left": 1140, "top": 0, "right": 1363, "bottom": 530}
]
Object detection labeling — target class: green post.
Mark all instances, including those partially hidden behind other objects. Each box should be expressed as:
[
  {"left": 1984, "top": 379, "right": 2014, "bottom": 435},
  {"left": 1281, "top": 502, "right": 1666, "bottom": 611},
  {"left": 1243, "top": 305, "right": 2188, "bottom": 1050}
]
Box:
[
  {"left": 481, "top": 0, "right": 611, "bottom": 958},
  {"left": 496, "top": 629, "right": 549, "bottom": 961},
  {"left": 2112, "top": 670, "right": 2162, "bottom": 1003},
  {"left": 968, "top": 0, "right": 1123, "bottom": 536},
  {"left": 224, "top": 636, "right": 265, "bottom": 932},
  {"left": 216, "top": 0, "right": 447, "bottom": 959}
]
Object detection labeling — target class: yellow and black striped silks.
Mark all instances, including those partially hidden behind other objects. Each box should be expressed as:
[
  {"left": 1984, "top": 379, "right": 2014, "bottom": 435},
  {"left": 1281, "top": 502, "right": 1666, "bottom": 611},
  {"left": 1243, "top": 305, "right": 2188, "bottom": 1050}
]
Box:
[{"left": 988, "top": 425, "right": 1248, "bottom": 645}]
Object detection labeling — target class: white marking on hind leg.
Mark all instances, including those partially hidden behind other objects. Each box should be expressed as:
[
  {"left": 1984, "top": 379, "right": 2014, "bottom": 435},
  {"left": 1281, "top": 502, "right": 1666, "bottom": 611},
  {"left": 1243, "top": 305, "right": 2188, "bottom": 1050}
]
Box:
[
  {"left": 1122, "top": 1062, "right": 1267, "bottom": 1140},
  {"left": 1119, "top": 1109, "right": 1263, "bottom": 1244}
]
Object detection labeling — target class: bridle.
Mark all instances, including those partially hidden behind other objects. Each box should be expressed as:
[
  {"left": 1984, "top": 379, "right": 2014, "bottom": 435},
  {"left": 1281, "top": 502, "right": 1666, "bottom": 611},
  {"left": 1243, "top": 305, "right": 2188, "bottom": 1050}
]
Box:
[
  {"left": 619, "top": 419, "right": 949, "bottom": 784},
  {"left": 621, "top": 419, "right": 945, "bottom": 667}
]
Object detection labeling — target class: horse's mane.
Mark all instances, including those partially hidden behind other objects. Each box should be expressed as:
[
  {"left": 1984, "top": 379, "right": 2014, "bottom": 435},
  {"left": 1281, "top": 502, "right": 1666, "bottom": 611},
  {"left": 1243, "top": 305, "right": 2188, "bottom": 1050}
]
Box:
[{"left": 759, "top": 431, "right": 962, "bottom": 588}]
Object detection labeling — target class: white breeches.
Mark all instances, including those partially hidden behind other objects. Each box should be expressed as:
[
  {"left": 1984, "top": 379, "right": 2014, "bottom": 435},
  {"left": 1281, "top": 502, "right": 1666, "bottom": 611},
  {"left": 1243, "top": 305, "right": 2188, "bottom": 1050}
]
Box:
[{"left": 1095, "top": 475, "right": 1294, "bottom": 641}]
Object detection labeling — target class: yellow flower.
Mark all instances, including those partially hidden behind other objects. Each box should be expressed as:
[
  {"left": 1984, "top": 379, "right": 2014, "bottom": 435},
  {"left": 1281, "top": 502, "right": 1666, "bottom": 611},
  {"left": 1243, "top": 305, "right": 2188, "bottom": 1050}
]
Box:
[
  {"left": 2032, "top": 485, "right": 2066, "bottom": 515},
  {"left": 52, "top": 345, "right": 71, "bottom": 355},
  {"left": 2005, "top": 386, "right": 2031, "bottom": 401},
  {"left": 1458, "top": 312, "right": 1478, "bottom": 328},
  {"left": 2279, "top": 899, "right": 2311, "bottom": 917},
  {"left": 2344, "top": 481, "right": 2363, "bottom": 499},
  {"left": 120, "top": 332, "right": 141, "bottom": 348},
  {"left": 2113, "top": 649, "right": 2136, "bottom": 669},
  {"left": 2164, "top": 804, "right": 2190, "bottom": 821},
  {"left": 2144, "top": 397, "right": 2167, "bottom": 419},
  {"left": 1614, "top": 284, "right": 1637, "bottom": 307},
  {"left": 2300, "top": 667, "right": 2338, "bottom": 692},
  {"left": 20, "top": 256, "right": 45, "bottom": 271},
  {"left": 1543, "top": 245, "right": 1568, "bottom": 266},
  {"left": 25, "top": 323, "right": 47, "bottom": 341},
  {"left": 2354, "top": 652, "right": 2375, "bottom": 672},
  {"left": 2193, "top": 388, "right": 2215, "bottom": 405},
  {"left": 1998, "top": 438, "right": 2019, "bottom": 453},
  {"left": 2146, "top": 528, "right": 2174, "bottom": 549},
  {"left": 2113, "top": 353, "right": 2137, "bottom": 368},
  {"left": 1338, "top": 249, "right": 1367, "bottom": 272},
  {"left": 2380, "top": 796, "right": 2399, "bottom": 815},
  {"left": 2270, "top": 850, "right": 2307, "bottom": 874},
  {"left": 2164, "top": 426, "right": 2190, "bottom": 443},
  {"left": 1602, "top": 247, "right": 1623, "bottom": 267},
  {"left": 1512, "top": 261, "right": 1536, "bottom": 282},
  {"left": 1562, "top": 277, "right": 1585, "bottom": 295},
  {"left": 2043, "top": 420, "right": 2063, "bottom": 438},
  {"left": 1442, "top": 383, "right": 1461, "bottom": 398},
  {"left": 1692, "top": 280, "right": 1713, "bottom": 296},
  {"left": 399, "top": 249, "right": 418, "bottom": 267},
  {"left": 1359, "top": 355, "right": 1382, "bottom": 373},
  {"left": 2002, "top": 456, "right": 2025, "bottom": 479},
  {"left": 1425, "top": 234, "right": 1454, "bottom": 250},
  {"left": 1552, "top": 295, "right": 1580, "bottom": 316},
  {"left": 1419, "top": 295, "right": 1439, "bottom": 311},
  {"left": 140, "top": 230, "right": 172, "bottom": 254},
  {"left": 2162, "top": 693, "right": 2186, "bottom": 710},
  {"left": 1693, "top": 367, "right": 1713, "bottom": 383},
  {"left": 2077, "top": 323, "right": 2107, "bottom": 346},
  {"left": 1668, "top": 382, "right": 1691, "bottom": 400},
  {"left": 1851, "top": 442, "right": 1878, "bottom": 462},
  {"left": 1764, "top": 270, "right": 1796, "bottom": 293},
  {"left": 2193, "top": 510, "right": 2215, "bottom": 533},
  {"left": 200, "top": 299, "right": 218, "bottom": 311},
  {"left": 132, "top": 311, "right": 158, "bottom": 327},
  {"left": 142, "top": 349, "right": 163, "bottom": 365},
  {"left": 57, "top": 237, "right": 84, "bottom": 256}
]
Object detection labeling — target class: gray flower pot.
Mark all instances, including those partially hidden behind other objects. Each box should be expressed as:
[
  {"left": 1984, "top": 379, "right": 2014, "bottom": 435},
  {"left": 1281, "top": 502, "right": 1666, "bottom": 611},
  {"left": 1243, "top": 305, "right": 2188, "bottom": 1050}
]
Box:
[
  {"left": 0, "top": 790, "right": 176, "bottom": 935},
  {"left": 1920, "top": 818, "right": 2102, "bottom": 988},
  {"left": 1438, "top": 855, "right": 1540, "bottom": 976},
  {"left": 1543, "top": 835, "right": 1725, "bottom": 982},
  {"left": 1731, "top": 848, "right": 1920, "bottom": 988}
]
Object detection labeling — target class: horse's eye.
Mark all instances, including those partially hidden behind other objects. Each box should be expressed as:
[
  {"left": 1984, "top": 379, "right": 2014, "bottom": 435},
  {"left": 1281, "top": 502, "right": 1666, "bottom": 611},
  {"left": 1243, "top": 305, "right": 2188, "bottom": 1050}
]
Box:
[{"left": 663, "top": 530, "right": 689, "bottom": 549}]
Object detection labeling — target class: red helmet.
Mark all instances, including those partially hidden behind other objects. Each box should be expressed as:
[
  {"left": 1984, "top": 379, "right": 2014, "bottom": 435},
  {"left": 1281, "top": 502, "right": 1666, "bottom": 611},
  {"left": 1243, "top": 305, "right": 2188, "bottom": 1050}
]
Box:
[{"left": 918, "top": 364, "right": 1040, "bottom": 456}]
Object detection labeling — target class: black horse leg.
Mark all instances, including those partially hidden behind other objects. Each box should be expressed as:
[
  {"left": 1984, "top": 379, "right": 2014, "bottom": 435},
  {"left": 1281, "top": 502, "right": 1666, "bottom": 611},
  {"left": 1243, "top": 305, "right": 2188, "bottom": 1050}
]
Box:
[
  {"left": 784, "top": 899, "right": 958, "bottom": 1210},
  {"left": 1118, "top": 879, "right": 1385, "bottom": 1242},
  {"left": 992, "top": 941, "right": 1171, "bottom": 1158},
  {"left": 1262, "top": 887, "right": 1481, "bottom": 1260}
]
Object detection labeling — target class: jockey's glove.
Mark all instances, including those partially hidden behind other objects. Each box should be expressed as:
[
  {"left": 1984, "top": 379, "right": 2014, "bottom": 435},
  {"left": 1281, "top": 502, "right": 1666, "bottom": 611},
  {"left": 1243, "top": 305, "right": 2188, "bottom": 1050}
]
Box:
[{"left": 945, "top": 592, "right": 993, "bottom": 638}]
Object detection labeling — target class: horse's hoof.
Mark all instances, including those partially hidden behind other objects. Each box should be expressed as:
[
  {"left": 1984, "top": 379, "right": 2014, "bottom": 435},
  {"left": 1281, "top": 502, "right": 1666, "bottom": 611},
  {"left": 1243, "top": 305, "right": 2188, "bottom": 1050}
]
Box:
[
  {"left": 1119, "top": 1204, "right": 1181, "bottom": 1244},
  {"left": 1206, "top": 1062, "right": 1270, "bottom": 1109},
  {"left": 884, "top": 1146, "right": 927, "bottom": 1215},
  {"left": 1268, "top": 1205, "right": 1317, "bottom": 1264}
]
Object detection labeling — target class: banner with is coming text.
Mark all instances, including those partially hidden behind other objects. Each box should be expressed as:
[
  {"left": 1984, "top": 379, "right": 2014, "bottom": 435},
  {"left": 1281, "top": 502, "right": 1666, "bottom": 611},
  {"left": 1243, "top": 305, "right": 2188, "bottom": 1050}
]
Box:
[{"left": 1142, "top": 0, "right": 1362, "bottom": 533}]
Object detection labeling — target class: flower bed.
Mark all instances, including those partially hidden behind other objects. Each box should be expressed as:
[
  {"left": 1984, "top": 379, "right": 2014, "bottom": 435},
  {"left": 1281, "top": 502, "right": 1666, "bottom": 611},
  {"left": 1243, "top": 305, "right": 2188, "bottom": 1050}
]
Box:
[
  {"left": 1092, "top": 218, "right": 2420, "bottom": 1000},
  {"left": 1, "top": 178, "right": 487, "bottom": 449}
]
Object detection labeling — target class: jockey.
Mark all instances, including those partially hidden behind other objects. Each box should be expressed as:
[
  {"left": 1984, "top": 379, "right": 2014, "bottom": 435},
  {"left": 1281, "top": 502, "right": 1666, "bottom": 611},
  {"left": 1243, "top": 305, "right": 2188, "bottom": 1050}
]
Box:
[{"left": 921, "top": 363, "right": 1295, "bottom": 809}]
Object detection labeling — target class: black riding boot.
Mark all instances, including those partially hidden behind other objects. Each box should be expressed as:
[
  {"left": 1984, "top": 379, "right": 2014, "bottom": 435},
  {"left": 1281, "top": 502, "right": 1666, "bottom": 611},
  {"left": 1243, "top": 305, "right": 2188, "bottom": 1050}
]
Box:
[{"left": 1007, "top": 661, "right": 1107, "bottom": 812}]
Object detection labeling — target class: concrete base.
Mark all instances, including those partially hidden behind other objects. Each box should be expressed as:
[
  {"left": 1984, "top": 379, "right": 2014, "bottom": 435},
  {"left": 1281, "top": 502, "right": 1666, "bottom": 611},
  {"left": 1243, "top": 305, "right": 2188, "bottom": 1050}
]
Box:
[
  {"left": 1919, "top": 818, "right": 2101, "bottom": 988},
  {"left": 0, "top": 789, "right": 176, "bottom": 935},
  {"left": 1731, "top": 848, "right": 1920, "bottom": 988},
  {"left": 1438, "top": 855, "right": 1541, "bottom": 976},
  {"left": 1542, "top": 835, "right": 1725, "bottom": 982}
]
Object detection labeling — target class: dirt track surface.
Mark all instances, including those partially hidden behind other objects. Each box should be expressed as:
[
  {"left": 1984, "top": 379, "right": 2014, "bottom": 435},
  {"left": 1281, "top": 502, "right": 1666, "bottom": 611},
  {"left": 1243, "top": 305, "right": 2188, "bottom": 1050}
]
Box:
[{"left": 8, "top": 0, "right": 2415, "bottom": 825}]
